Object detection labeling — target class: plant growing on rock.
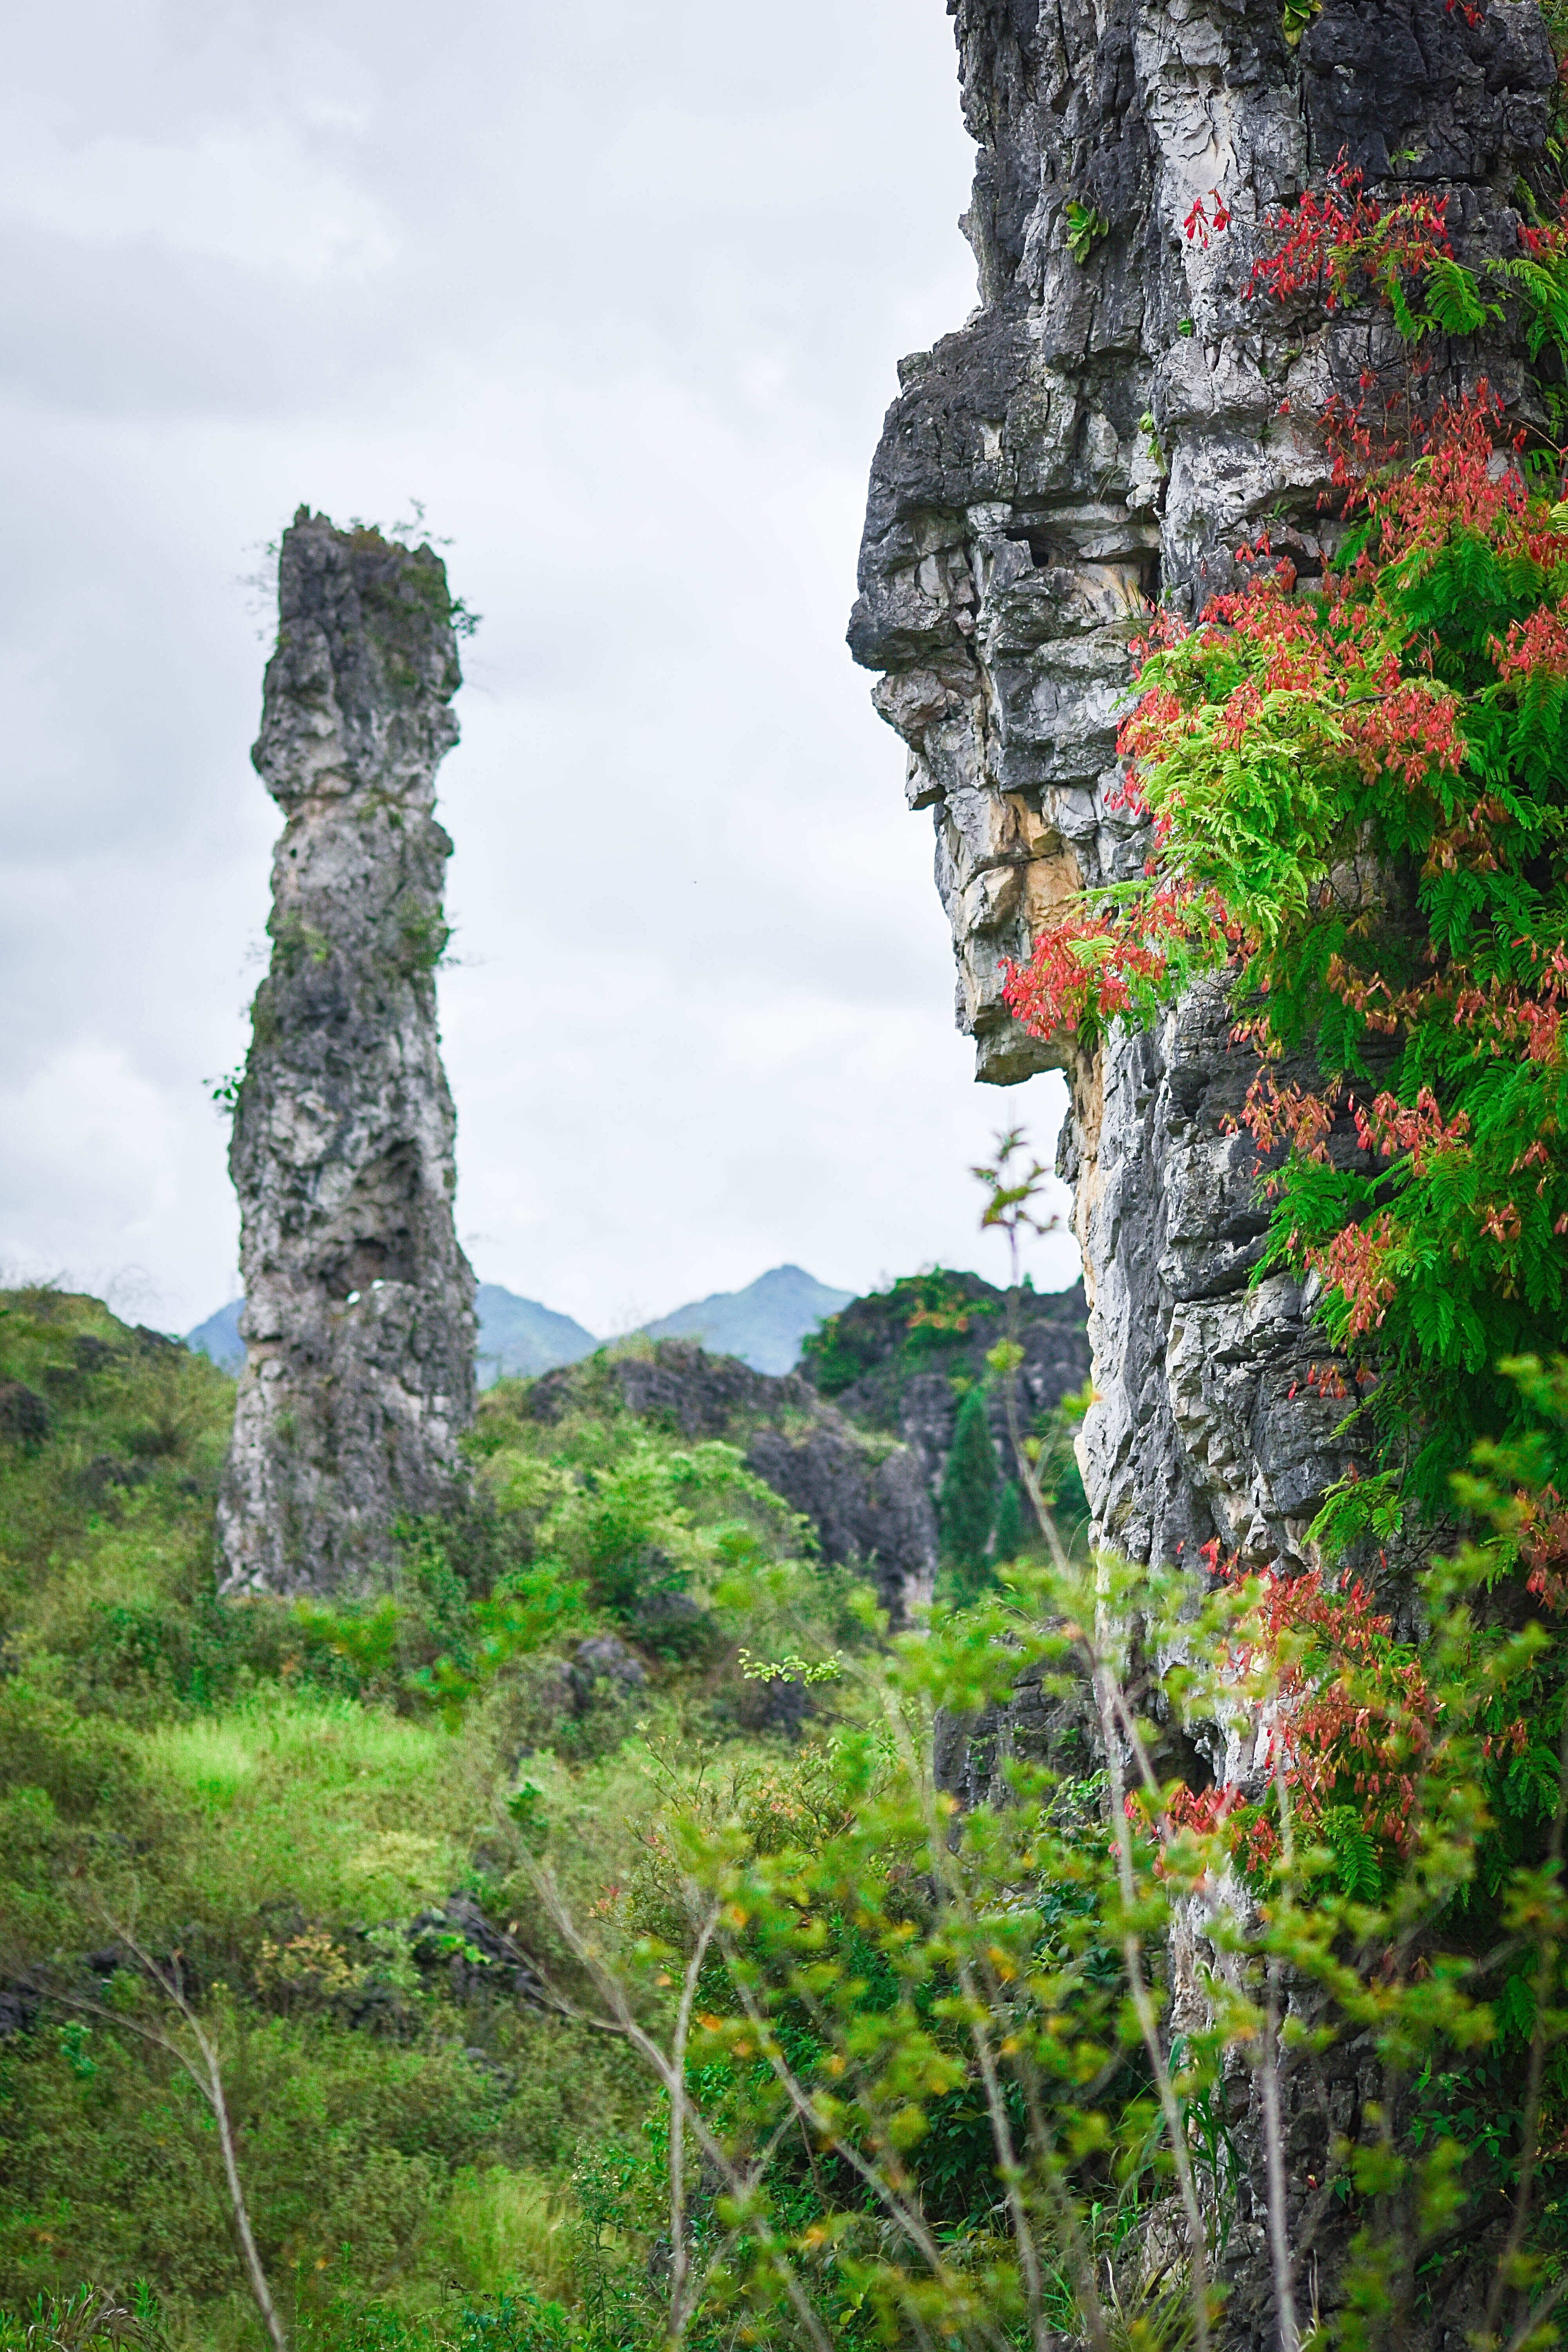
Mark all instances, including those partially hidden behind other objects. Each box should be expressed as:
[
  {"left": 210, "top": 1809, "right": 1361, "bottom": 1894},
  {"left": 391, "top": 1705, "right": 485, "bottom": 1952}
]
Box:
[
  {"left": 1003, "top": 170, "right": 1568, "bottom": 1528},
  {"left": 1063, "top": 200, "right": 1109, "bottom": 265}
]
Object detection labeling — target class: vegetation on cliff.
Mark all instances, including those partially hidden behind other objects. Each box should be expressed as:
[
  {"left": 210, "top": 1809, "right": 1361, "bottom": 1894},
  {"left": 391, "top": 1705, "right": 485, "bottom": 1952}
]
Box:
[
  {"left": 1003, "top": 163, "right": 1568, "bottom": 1555},
  {"left": 982, "top": 142, "right": 1568, "bottom": 2348}
]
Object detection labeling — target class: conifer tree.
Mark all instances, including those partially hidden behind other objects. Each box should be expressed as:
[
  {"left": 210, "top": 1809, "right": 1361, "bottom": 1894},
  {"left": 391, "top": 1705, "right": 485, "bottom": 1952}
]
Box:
[
  {"left": 940, "top": 1385, "right": 997, "bottom": 1597},
  {"left": 991, "top": 1477, "right": 1029, "bottom": 1566}
]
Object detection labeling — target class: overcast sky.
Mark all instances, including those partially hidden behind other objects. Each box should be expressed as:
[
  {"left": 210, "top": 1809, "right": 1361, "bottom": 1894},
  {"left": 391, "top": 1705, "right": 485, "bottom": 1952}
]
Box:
[{"left": 0, "top": 0, "right": 1079, "bottom": 1338}]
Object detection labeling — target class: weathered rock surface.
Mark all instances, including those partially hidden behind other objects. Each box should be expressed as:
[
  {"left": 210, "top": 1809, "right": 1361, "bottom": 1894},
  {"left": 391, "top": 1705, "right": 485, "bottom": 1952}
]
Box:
[
  {"left": 0, "top": 1382, "right": 50, "bottom": 1448},
  {"left": 743, "top": 1419, "right": 938, "bottom": 1615},
  {"left": 219, "top": 511, "right": 476, "bottom": 1594},
  {"left": 855, "top": 1, "right": 1551, "bottom": 2339},
  {"left": 568, "top": 1633, "right": 650, "bottom": 1708},
  {"left": 407, "top": 1891, "right": 548, "bottom": 2010},
  {"left": 524, "top": 1341, "right": 939, "bottom": 1621},
  {"left": 850, "top": 0, "right": 1550, "bottom": 1577}
]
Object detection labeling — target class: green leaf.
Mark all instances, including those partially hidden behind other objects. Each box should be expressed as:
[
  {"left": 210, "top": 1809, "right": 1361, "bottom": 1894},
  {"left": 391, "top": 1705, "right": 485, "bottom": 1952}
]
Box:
[{"left": 1064, "top": 200, "right": 1110, "bottom": 266}]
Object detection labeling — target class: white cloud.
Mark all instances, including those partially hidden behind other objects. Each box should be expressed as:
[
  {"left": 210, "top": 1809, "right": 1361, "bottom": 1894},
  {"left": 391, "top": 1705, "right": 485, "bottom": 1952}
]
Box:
[
  {"left": 0, "top": 0, "right": 1077, "bottom": 1343},
  {"left": 0, "top": 1040, "right": 232, "bottom": 1317},
  {"left": 0, "top": 119, "right": 396, "bottom": 280}
]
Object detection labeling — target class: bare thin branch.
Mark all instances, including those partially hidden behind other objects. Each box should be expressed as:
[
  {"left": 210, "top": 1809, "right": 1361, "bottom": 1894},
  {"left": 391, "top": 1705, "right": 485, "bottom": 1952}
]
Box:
[
  {"left": 71, "top": 1911, "right": 288, "bottom": 2352},
  {"left": 1094, "top": 1661, "right": 1213, "bottom": 2352},
  {"left": 528, "top": 1866, "right": 837, "bottom": 2352}
]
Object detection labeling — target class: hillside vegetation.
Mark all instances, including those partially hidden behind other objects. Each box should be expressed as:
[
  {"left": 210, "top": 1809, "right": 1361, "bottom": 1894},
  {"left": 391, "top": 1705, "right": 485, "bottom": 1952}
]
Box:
[
  {"left": 10, "top": 1270, "right": 1562, "bottom": 2352},
  {"left": 0, "top": 1288, "right": 865, "bottom": 2351}
]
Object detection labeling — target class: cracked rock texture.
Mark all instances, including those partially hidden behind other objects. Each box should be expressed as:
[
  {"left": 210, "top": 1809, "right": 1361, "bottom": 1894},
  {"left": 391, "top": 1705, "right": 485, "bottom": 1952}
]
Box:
[
  {"left": 854, "top": 1, "right": 1550, "bottom": 2338},
  {"left": 851, "top": 0, "right": 1551, "bottom": 1578},
  {"left": 219, "top": 512, "right": 476, "bottom": 1595}
]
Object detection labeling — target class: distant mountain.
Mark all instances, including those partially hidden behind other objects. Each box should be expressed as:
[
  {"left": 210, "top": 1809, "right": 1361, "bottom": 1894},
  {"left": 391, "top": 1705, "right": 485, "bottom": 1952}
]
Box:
[
  {"left": 187, "top": 1265, "right": 851, "bottom": 1387},
  {"left": 641, "top": 1264, "right": 854, "bottom": 1376},
  {"left": 187, "top": 1299, "right": 245, "bottom": 1373},
  {"left": 474, "top": 1283, "right": 598, "bottom": 1381},
  {"left": 185, "top": 1287, "right": 599, "bottom": 1388}
]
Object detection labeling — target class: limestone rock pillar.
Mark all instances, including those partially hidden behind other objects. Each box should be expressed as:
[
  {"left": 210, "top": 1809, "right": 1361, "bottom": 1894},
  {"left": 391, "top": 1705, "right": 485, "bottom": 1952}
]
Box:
[{"left": 218, "top": 510, "right": 477, "bottom": 1594}]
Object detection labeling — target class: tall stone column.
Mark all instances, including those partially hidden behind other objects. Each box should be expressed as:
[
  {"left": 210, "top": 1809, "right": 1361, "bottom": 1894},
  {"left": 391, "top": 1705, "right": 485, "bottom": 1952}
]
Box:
[
  {"left": 850, "top": 0, "right": 1551, "bottom": 1577},
  {"left": 218, "top": 510, "right": 477, "bottom": 1595}
]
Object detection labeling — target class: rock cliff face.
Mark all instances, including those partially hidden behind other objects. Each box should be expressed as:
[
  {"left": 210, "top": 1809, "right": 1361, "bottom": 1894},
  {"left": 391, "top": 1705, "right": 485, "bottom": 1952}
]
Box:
[
  {"left": 854, "top": 5, "right": 1553, "bottom": 2339},
  {"left": 525, "top": 1341, "right": 940, "bottom": 1622},
  {"left": 851, "top": 0, "right": 1552, "bottom": 1575},
  {"left": 218, "top": 512, "right": 476, "bottom": 1595}
]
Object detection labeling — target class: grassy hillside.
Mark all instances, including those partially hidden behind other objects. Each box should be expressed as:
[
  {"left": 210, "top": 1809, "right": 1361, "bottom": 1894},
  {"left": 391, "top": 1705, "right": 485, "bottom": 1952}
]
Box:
[
  {"left": 7, "top": 1283, "right": 1545, "bottom": 2351},
  {"left": 0, "top": 1290, "right": 864, "bottom": 2352}
]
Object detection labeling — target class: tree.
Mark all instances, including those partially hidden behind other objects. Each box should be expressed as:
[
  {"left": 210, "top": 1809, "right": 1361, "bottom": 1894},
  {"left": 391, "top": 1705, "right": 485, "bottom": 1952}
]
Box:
[
  {"left": 58, "top": 1915, "right": 287, "bottom": 2352},
  {"left": 939, "top": 1385, "right": 997, "bottom": 1595},
  {"left": 991, "top": 1477, "right": 1029, "bottom": 1564},
  {"left": 507, "top": 1335, "right": 1568, "bottom": 2352}
]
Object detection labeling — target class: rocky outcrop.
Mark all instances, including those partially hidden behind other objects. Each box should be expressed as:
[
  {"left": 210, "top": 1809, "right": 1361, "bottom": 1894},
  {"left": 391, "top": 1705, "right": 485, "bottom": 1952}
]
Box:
[
  {"left": 854, "top": 4, "right": 1552, "bottom": 2340},
  {"left": 407, "top": 1892, "right": 548, "bottom": 2011},
  {"left": 742, "top": 1420, "right": 938, "bottom": 1617},
  {"left": 524, "top": 1341, "right": 939, "bottom": 1622},
  {"left": 849, "top": 0, "right": 1551, "bottom": 1576},
  {"left": 825, "top": 1279, "right": 1090, "bottom": 1493},
  {"left": 218, "top": 512, "right": 476, "bottom": 1595},
  {"left": 0, "top": 1383, "right": 49, "bottom": 1448}
]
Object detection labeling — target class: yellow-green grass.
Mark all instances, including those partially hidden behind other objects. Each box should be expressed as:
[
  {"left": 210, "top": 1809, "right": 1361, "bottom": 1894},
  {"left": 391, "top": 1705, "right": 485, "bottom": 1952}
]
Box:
[{"left": 137, "top": 1692, "right": 498, "bottom": 1926}]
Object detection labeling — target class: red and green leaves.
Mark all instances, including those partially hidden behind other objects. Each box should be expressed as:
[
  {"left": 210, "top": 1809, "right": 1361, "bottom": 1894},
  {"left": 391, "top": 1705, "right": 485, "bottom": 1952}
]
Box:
[{"left": 1004, "top": 377, "right": 1568, "bottom": 1512}]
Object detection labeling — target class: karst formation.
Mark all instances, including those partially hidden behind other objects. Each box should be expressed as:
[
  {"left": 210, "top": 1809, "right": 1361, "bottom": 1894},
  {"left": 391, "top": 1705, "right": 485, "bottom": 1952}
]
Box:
[
  {"left": 853, "top": 0, "right": 1560, "bottom": 2337},
  {"left": 851, "top": 0, "right": 1552, "bottom": 1579},
  {"left": 218, "top": 510, "right": 477, "bottom": 1595}
]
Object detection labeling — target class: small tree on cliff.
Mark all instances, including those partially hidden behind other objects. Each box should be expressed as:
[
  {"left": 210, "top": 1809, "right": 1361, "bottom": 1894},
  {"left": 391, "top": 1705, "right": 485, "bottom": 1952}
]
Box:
[{"left": 939, "top": 1385, "right": 997, "bottom": 1596}]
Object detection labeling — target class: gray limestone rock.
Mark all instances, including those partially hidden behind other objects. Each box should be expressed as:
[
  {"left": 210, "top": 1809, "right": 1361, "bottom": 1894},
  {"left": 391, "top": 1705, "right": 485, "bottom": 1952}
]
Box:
[
  {"left": 744, "top": 1420, "right": 938, "bottom": 1616},
  {"left": 568, "top": 1634, "right": 649, "bottom": 1711},
  {"left": 853, "top": 5, "right": 1550, "bottom": 2336},
  {"left": 850, "top": 0, "right": 1550, "bottom": 1580},
  {"left": 0, "top": 1382, "right": 50, "bottom": 1448},
  {"left": 218, "top": 510, "right": 477, "bottom": 1595}
]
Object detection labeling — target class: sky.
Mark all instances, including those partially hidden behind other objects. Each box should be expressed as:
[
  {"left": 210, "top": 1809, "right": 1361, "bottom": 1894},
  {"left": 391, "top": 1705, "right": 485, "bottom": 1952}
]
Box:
[{"left": 0, "top": 0, "right": 1080, "bottom": 1339}]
